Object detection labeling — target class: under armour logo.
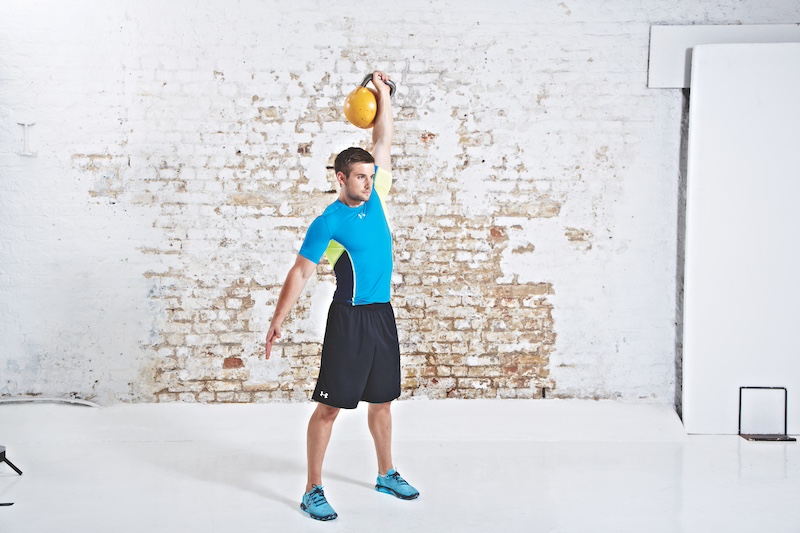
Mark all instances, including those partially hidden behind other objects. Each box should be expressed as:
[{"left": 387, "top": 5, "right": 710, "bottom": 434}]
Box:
[
  {"left": 320, "top": 391, "right": 329, "bottom": 399},
  {"left": 357, "top": 212, "right": 366, "bottom": 219}
]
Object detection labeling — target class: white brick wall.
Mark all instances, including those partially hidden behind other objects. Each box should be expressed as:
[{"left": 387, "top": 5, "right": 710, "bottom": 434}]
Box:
[{"left": 1, "top": 0, "right": 798, "bottom": 403}]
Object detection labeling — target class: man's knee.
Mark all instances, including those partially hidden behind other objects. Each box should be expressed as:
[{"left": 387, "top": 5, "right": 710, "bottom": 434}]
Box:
[
  {"left": 315, "top": 403, "right": 341, "bottom": 423},
  {"left": 368, "top": 401, "right": 392, "bottom": 414}
]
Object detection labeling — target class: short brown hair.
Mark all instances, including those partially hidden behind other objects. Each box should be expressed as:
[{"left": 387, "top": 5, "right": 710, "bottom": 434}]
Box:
[{"left": 334, "top": 147, "right": 374, "bottom": 177}]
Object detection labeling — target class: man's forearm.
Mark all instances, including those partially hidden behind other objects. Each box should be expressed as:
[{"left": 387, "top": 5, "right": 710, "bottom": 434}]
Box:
[
  {"left": 270, "top": 264, "right": 311, "bottom": 329},
  {"left": 371, "top": 76, "right": 394, "bottom": 171},
  {"left": 265, "top": 256, "right": 316, "bottom": 358},
  {"left": 373, "top": 88, "right": 394, "bottom": 148}
]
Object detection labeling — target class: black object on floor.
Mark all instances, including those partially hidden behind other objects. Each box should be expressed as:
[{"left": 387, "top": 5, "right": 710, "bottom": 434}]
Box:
[
  {"left": 1, "top": 444, "right": 22, "bottom": 507},
  {"left": 0, "top": 445, "right": 23, "bottom": 476},
  {"left": 738, "top": 387, "right": 797, "bottom": 442}
]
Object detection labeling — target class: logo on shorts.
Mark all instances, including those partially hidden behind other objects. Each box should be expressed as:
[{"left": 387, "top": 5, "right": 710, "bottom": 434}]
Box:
[{"left": 320, "top": 391, "right": 329, "bottom": 399}]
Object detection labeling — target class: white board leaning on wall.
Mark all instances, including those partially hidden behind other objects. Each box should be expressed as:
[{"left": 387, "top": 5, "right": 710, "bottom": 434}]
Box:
[{"left": 682, "top": 43, "right": 800, "bottom": 435}]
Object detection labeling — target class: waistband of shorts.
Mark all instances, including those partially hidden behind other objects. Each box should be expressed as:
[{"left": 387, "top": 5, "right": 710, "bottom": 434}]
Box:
[{"left": 330, "top": 300, "right": 392, "bottom": 311}]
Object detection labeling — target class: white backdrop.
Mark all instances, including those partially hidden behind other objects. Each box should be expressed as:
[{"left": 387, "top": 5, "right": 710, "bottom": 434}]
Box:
[{"left": 683, "top": 43, "right": 800, "bottom": 435}]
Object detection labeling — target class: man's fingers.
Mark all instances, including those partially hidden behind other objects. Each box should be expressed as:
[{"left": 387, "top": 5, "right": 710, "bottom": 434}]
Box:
[
  {"left": 373, "top": 71, "right": 391, "bottom": 90},
  {"left": 265, "top": 328, "right": 281, "bottom": 359}
]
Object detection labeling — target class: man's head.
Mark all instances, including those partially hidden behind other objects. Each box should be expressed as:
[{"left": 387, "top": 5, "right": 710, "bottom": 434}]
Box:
[
  {"left": 334, "top": 147, "right": 375, "bottom": 178},
  {"left": 335, "top": 147, "right": 375, "bottom": 206}
]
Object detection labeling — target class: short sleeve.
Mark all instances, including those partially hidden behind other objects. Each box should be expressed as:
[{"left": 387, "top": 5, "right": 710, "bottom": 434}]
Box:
[
  {"left": 298, "top": 216, "right": 331, "bottom": 264},
  {"left": 374, "top": 166, "right": 393, "bottom": 200}
]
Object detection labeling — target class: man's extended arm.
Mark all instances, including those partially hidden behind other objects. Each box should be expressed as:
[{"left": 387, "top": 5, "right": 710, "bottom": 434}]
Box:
[
  {"left": 371, "top": 71, "right": 394, "bottom": 172},
  {"left": 264, "top": 254, "right": 317, "bottom": 359}
]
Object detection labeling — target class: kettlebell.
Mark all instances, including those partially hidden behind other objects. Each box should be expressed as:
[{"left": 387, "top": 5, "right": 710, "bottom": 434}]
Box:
[{"left": 343, "top": 73, "right": 397, "bottom": 129}]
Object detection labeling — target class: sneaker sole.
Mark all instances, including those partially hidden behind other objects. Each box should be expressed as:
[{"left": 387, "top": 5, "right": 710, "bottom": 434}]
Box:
[
  {"left": 375, "top": 485, "right": 420, "bottom": 500},
  {"left": 300, "top": 502, "right": 338, "bottom": 521}
]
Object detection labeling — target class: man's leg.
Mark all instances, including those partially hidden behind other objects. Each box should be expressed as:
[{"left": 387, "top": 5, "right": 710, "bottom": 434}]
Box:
[
  {"left": 368, "top": 401, "right": 393, "bottom": 475},
  {"left": 307, "top": 402, "right": 340, "bottom": 492},
  {"left": 370, "top": 401, "right": 420, "bottom": 500}
]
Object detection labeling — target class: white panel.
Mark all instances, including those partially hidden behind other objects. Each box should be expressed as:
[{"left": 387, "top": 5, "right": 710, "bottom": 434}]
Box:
[
  {"left": 683, "top": 43, "right": 800, "bottom": 434},
  {"left": 648, "top": 25, "right": 800, "bottom": 88}
]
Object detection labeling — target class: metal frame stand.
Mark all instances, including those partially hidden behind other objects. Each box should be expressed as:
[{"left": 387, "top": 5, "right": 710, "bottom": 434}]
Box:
[
  {"left": 738, "top": 386, "right": 797, "bottom": 442},
  {"left": 1, "top": 445, "right": 22, "bottom": 507}
]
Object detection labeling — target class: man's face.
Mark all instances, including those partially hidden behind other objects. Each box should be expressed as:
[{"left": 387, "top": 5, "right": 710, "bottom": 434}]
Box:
[{"left": 338, "top": 162, "right": 374, "bottom": 206}]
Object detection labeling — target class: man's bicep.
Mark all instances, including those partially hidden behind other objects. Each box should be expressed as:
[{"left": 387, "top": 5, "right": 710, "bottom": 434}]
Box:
[
  {"left": 293, "top": 254, "right": 318, "bottom": 279},
  {"left": 371, "top": 140, "right": 391, "bottom": 173}
]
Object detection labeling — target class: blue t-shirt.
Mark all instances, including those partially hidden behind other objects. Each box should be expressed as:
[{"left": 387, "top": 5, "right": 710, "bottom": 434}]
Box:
[{"left": 298, "top": 166, "right": 393, "bottom": 305}]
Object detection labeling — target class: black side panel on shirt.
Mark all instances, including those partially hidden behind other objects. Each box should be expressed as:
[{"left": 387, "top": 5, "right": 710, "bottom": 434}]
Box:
[{"left": 332, "top": 250, "right": 355, "bottom": 304}]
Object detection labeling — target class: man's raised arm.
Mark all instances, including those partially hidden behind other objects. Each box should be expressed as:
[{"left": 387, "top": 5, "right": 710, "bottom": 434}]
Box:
[{"left": 370, "top": 71, "right": 394, "bottom": 172}]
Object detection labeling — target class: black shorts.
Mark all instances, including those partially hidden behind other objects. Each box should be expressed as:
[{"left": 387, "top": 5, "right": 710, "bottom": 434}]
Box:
[{"left": 313, "top": 301, "right": 401, "bottom": 409}]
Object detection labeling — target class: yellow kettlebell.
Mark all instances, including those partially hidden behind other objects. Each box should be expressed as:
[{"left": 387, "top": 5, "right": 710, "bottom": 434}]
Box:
[{"left": 343, "top": 73, "right": 397, "bottom": 129}]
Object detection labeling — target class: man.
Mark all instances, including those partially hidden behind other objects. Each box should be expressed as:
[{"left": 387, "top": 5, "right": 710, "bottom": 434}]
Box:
[{"left": 264, "top": 71, "right": 419, "bottom": 521}]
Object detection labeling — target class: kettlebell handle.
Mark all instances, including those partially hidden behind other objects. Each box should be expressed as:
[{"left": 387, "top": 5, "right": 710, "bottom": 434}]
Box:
[{"left": 360, "top": 73, "right": 396, "bottom": 99}]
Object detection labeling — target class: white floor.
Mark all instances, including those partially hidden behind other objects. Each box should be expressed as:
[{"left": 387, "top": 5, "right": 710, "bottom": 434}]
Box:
[{"left": 1, "top": 399, "right": 798, "bottom": 533}]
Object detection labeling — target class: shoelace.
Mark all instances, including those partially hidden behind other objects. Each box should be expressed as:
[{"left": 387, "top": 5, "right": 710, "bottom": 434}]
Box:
[
  {"left": 309, "top": 486, "right": 328, "bottom": 505},
  {"left": 388, "top": 471, "right": 408, "bottom": 485}
]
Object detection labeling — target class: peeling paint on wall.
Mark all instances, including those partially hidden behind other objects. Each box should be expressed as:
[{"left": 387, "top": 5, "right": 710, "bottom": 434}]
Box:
[{"left": 4, "top": 0, "right": 796, "bottom": 404}]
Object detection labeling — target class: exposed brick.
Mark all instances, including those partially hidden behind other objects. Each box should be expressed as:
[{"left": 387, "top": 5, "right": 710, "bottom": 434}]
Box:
[
  {"left": 223, "top": 357, "right": 244, "bottom": 369},
  {"left": 9, "top": 0, "right": 792, "bottom": 405}
]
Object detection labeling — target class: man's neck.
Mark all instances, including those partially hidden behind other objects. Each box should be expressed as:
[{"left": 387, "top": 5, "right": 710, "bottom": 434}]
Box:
[{"left": 339, "top": 193, "right": 365, "bottom": 208}]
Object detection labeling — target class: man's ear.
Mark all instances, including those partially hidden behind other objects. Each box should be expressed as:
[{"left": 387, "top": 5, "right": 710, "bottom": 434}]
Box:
[{"left": 336, "top": 171, "right": 347, "bottom": 185}]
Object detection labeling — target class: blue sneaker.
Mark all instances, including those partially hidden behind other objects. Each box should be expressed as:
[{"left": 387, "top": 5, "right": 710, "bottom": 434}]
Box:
[
  {"left": 300, "top": 485, "right": 338, "bottom": 521},
  {"left": 375, "top": 469, "right": 420, "bottom": 500}
]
